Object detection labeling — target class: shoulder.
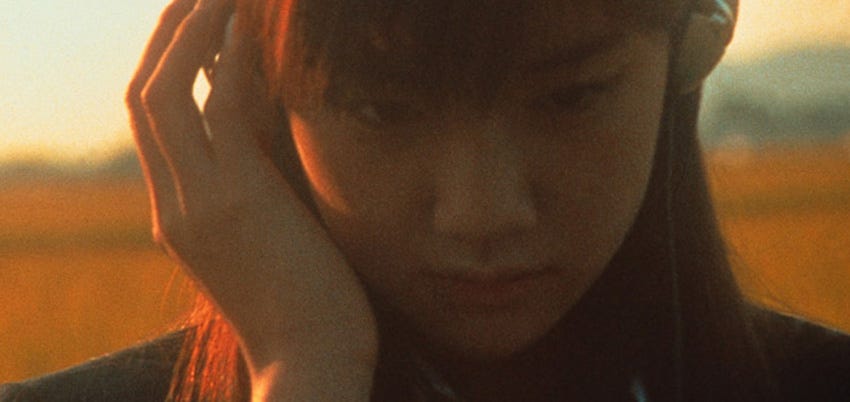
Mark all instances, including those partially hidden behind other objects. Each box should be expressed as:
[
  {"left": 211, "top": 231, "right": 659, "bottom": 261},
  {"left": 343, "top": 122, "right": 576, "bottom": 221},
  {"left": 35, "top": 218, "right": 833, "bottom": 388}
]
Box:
[
  {"left": 0, "top": 330, "right": 185, "bottom": 402},
  {"left": 747, "top": 306, "right": 850, "bottom": 401}
]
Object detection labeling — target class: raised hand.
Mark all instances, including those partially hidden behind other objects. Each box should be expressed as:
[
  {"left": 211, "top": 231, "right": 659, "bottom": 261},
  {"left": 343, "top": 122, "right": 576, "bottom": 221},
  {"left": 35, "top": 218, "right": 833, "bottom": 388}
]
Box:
[{"left": 125, "top": 0, "right": 377, "bottom": 400}]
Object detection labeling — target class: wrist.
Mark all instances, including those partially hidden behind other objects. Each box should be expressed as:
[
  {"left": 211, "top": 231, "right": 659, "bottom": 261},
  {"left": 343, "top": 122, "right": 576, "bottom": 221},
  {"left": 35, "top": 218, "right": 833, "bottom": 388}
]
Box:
[
  {"left": 240, "top": 327, "right": 379, "bottom": 374},
  {"left": 250, "top": 357, "right": 375, "bottom": 402}
]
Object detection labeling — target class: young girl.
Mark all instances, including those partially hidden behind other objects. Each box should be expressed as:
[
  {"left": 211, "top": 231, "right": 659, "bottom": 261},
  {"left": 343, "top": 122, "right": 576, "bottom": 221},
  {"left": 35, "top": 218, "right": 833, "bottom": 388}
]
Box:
[{"left": 3, "top": 0, "right": 849, "bottom": 401}]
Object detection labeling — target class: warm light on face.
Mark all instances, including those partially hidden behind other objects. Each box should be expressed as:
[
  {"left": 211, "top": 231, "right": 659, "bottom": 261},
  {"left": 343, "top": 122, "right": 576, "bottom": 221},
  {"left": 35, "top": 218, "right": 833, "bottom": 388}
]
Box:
[{"left": 287, "top": 112, "right": 355, "bottom": 215}]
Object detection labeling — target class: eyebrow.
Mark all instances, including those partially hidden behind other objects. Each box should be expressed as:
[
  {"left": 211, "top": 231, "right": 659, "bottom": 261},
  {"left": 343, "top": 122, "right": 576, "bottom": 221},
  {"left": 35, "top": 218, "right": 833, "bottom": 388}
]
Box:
[{"left": 522, "top": 31, "right": 628, "bottom": 75}]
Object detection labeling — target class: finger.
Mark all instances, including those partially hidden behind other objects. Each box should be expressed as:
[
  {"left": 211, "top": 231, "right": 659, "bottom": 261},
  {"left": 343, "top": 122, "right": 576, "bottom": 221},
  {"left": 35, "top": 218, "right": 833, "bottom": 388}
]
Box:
[
  {"left": 148, "top": 0, "right": 234, "bottom": 96},
  {"left": 126, "top": 0, "right": 198, "bottom": 236},
  {"left": 127, "top": 0, "right": 198, "bottom": 104},
  {"left": 204, "top": 16, "right": 283, "bottom": 169},
  {"left": 142, "top": 0, "right": 234, "bottom": 185},
  {"left": 131, "top": 109, "right": 181, "bottom": 238},
  {"left": 205, "top": 15, "right": 268, "bottom": 162}
]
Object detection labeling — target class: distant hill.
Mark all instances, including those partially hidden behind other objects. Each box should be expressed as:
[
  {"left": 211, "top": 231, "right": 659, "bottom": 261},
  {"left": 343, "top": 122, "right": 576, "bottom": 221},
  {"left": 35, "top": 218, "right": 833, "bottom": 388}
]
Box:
[
  {"left": 0, "top": 149, "right": 142, "bottom": 183},
  {"left": 95, "top": 148, "right": 143, "bottom": 178},
  {"left": 0, "top": 159, "right": 72, "bottom": 182},
  {"left": 701, "top": 45, "right": 850, "bottom": 148}
]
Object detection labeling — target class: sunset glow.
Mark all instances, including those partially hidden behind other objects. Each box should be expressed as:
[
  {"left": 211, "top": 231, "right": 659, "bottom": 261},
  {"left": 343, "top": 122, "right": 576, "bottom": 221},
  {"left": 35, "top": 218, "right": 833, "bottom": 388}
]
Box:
[
  {"left": 2, "top": 1, "right": 848, "bottom": 163},
  {"left": 726, "top": 0, "right": 850, "bottom": 63}
]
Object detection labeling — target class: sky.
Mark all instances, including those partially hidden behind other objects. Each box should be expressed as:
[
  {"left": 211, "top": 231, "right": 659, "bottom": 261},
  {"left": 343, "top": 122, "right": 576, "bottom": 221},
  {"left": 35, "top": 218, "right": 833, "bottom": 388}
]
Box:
[{"left": 2, "top": 1, "right": 850, "bottom": 164}]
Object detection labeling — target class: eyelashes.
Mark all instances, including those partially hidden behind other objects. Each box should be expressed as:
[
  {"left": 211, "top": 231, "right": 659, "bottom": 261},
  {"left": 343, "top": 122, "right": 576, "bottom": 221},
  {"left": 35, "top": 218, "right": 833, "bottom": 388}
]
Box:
[
  {"left": 342, "top": 100, "right": 422, "bottom": 129},
  {"left": 541, "top": 83, "right": 611, "bottom": 110},
  {"left": 331, "top": 76, "right": 623, "bottom": 134},
  {"left": 533, "top": 76, "right": 623, "bottom": 114}
]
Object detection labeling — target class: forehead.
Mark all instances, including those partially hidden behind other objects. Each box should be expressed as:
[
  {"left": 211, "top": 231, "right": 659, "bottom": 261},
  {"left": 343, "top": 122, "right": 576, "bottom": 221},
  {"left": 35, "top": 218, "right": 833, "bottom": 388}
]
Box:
[
  {"left": 286, "top": 0, "right": 652, "bottom": 105},
  {"left": 517, "top": 2, "right": 621, "bottom": 58}
]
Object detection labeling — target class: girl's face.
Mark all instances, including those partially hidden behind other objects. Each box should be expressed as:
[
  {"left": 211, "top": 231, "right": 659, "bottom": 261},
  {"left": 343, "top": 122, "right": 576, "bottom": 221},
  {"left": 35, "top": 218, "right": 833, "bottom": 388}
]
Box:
[{"left": 286, "top": 1, "right": 670, "bottom": 360}]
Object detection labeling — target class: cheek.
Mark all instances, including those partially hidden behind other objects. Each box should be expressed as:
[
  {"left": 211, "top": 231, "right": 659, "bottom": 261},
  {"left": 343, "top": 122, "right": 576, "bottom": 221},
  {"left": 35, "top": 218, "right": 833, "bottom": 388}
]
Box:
[
  {"left": 594, "top": 42, "right": 666, "bottom": 212},
  {"left": 289, "top": 114, "right": 414, "bottom": 217},
  {"left": 288, "top": 113, "right": 354, "bottom": 216},
  {"left": 538, "top": 46, "right": 667, "bottom": 275},
  {"left": 287, "top": 113, "right": 424, "bottom": 266},
  {"left": 550, "top": 125, "right": 658, "bottom": 263}
]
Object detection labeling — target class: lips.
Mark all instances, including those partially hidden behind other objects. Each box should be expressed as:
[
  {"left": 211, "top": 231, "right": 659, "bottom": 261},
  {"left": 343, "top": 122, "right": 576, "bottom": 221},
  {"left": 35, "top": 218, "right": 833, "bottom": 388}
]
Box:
[{"left": 423, "top": 266, "right": 555, "bottom": 312}]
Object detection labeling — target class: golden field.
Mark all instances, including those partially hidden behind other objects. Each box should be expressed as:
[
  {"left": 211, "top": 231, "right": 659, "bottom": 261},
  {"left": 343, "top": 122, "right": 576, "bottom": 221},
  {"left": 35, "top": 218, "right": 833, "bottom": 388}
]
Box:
[
  {"left": 0, "top": 179, "right": 193, "bottom": 382},
  {"left": 707, "top": 143, "right": 850, "bottom": 330},
  {"left": 1, "top": 143, "right": 850, "bottom": 383}
]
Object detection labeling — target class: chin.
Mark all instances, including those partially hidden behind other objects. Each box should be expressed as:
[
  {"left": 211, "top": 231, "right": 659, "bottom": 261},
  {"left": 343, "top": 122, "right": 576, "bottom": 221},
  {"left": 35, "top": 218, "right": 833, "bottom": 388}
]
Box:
[
  {"left": 419, "top": 310, "right": 561, "bottom": 363},
  {"left": 447, "top": 338, "right": 536, "bottom": 363}
]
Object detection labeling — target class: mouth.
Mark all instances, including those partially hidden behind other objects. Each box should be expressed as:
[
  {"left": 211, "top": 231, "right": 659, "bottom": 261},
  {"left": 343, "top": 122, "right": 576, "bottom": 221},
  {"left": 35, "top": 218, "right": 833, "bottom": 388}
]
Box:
[{"left": 423, "top": 266, "right": 555, "bottom": 312}]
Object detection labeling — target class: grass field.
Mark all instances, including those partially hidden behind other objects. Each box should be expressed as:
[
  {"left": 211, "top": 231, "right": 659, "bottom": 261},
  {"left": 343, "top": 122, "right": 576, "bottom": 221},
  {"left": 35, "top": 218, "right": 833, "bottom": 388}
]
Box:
[
  {"left": 1, "top": 143, "right": 849, "bottom": 383},
  {"left": 707, "top": 143, "right": 850, "bottom": 330},
  {"left": 0, "top": 179, "right": 193, "bottom": 382}
]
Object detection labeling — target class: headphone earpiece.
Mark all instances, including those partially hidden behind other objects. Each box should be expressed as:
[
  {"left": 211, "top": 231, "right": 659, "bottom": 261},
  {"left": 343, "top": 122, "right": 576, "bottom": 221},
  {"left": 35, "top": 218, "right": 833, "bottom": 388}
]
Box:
[{"left": 672, "top": 0, "right": 738, "bottom": 94}]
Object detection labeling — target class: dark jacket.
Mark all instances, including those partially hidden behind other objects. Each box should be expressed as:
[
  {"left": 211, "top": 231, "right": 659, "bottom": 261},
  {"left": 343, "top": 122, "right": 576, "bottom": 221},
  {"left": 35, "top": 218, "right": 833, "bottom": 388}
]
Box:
[{"left": 2, "top": 308, "right": 849, "bottom": 401}]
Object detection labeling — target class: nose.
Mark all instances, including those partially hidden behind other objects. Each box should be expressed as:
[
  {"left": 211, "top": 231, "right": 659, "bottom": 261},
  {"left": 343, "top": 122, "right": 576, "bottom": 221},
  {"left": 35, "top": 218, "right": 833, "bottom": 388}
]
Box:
[{"left": 432, "top": 120, "right": 538, "bottom": 241}]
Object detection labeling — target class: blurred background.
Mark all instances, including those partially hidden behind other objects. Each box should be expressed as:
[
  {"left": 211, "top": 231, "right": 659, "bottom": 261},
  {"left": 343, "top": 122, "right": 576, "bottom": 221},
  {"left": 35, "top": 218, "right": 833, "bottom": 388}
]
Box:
[{"left": 2, "top": 0, "right": 850, "bottom": 383}]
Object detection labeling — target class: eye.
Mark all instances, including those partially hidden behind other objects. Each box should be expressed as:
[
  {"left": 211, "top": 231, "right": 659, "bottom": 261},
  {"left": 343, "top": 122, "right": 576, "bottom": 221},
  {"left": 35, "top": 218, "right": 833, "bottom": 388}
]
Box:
[
  {"left": 344, "top": 100, "right": 420, "bottom": 129},
  {"left": 537, "top": 82, "right": 612, "bottom": 112}
]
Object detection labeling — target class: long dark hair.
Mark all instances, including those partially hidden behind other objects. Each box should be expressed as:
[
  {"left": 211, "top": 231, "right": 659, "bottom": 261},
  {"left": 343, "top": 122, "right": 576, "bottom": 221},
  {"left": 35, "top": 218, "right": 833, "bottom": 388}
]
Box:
[{"left": 168, "top": 1, "right": 777, "bottom": 400}]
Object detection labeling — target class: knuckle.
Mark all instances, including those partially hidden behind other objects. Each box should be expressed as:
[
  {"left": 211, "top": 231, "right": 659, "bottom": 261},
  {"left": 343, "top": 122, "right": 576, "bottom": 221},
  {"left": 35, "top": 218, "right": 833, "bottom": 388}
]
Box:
[
  {"left": 125, "top": 79, "right": 147, "bottom": 111},
  {"left": 139, "top": 81, "right": 170, "bottom": 115}
]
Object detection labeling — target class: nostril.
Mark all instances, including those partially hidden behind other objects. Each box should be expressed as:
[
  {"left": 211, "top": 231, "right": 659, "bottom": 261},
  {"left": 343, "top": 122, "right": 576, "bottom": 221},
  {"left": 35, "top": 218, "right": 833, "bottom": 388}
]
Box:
[{"left": 432, "top": 169, "right": 538, "bottom": 239}]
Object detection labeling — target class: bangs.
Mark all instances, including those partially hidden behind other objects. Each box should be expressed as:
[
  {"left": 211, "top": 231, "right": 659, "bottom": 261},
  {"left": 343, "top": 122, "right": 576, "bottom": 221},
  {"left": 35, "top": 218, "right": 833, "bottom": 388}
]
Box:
[{"left": 239, "top": 0, "right": 685, "bottom": 109}]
